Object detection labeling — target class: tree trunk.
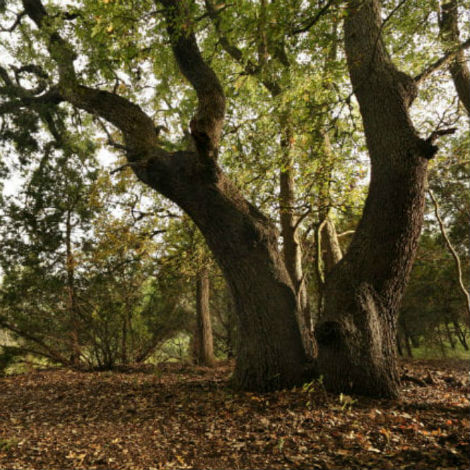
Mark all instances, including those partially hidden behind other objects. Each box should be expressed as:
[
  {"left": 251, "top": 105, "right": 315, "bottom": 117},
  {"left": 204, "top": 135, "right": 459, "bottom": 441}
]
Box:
[
  {"left": 396, "top": 333, "right": 403, "bottom": 357},
  {"left": 316, "top": 0, "right": 437, "bottom": 398},
  {"left": 404, "top": 333, "right": 413, "bottom": 358},
  {"left": 193, "top": 268, "right": 216, "bottom": 367},
  {"left": 321, "top": 217, "right": 343, "bottom": 274},
  {"left": 440, "top": 1, "right": 470, "bottom": 114},
  {"left": 437, "top": 326, "right": 447, "bottom": 356},
  {"left": 121, "top": 311, "right": 129, "bottom": 365},
  {"left": 65, "top": 208, "right": 81, "bottom": 367},
  {"left": 279, "top": 115, "right": 314, "bottom": 360},
  {"left": 140, "top": 156, "right": 310, "bottom": 390},
  {"left": 444, "top": 320, "right": 456, "bottom": 349},
  {"left": 453, "top": 320, "right": 469, "bottom": 350}
]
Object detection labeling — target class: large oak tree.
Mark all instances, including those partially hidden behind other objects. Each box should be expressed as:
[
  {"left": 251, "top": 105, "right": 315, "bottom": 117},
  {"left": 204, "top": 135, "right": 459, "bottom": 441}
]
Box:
[{"left": 0, "top": 0, "right": 466, "bottom": 396}]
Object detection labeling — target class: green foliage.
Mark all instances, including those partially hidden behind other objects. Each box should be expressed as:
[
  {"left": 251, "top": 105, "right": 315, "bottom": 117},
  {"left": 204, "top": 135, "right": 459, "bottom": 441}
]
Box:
[{"left": 0, "top": 134, "right": 191, "bottom": 369}]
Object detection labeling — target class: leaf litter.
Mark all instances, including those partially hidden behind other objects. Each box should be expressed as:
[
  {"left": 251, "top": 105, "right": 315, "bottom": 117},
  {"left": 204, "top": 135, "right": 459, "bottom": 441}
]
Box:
[{"left": 0, "top": 359, "right": 468, "bottom": 469}]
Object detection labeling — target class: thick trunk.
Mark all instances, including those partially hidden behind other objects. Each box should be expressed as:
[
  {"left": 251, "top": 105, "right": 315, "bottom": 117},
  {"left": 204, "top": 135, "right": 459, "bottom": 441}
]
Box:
[
  {"left": 316, "top": 0, "right": 434, "bottom": 398},
  {"left": 193, "top": 268, "right": 216, "bottom": 367},
  {"left": 138, "top": 154, "right": 309, "bottom": 391},
  {"left": 18, "top": 0, "right": 307, "bottom": 391}
]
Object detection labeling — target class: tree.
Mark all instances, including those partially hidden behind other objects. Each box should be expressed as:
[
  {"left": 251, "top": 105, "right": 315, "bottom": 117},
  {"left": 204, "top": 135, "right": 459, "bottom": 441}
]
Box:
[
  {"left": 193, "top": 267, "right": 216, "bottom": 366},
  {"left": 0, "top": 0, "right": 467, "bottom": 396},
  {"left": 314, "top": 0, "right": 463, "bottom": 397}
]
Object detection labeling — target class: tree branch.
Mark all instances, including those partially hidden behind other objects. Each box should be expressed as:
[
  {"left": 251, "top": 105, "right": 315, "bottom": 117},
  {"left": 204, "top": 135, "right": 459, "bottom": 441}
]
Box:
[
  {"left": 21, "top": 0, "right": 160, "bottom": 158},
  {"left": 428, "top": 189, "right": 470, "bottom": 318},
  {"left": 438, "top": 0, "right": 470, "bottom": 114},
  {"left": 159, "top": 0, "right": 226, "bottom": 157},
  {"left": 0, "top": 10, "right": 26, "bottom": 32},
  {"left": 414, "top": 36, "right": 470, "bottom": 86},
  {"left": 204, "top": 0, "right": 281, "bottom": 95},
  {"left": 290, "top": 0, "right": 335, "bottom": 35}
]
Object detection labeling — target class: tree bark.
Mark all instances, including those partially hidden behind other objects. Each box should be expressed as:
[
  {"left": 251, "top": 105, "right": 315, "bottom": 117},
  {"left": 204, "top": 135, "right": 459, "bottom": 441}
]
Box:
[
  {"left": 193, "top": 268, "right": 216, "bottom": 366},
  {"left": 315, "top": 0, "right": 437, "bottom": 398},
  {"left": 143, "top": 155, "right": 309, "bottom": 389},
  {"left": 440, "top": 1, "right": 470, "bottom": 114}
]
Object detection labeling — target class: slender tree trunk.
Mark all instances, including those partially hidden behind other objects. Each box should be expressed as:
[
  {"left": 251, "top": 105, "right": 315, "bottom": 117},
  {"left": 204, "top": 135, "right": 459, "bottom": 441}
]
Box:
[
  {"left": 453, "top": 320, "right": 469, "bottom": 350},
  {"left": 279, "top": 114, "right": 314, "bottom": 360},
  {"left": 316, "top": 0, "right": 438, "bottom": 398},
  {"left": 404, "top": 333, "right": 413, "bottom": 358},
  {"left": 193, "top": 267, "right": 216, "bottom": 367},
  {"left": 121, "top": 311, "right": 128, "bottom": 365},
  {"left": 321, "top": 217, "right": 343, "bottom": 274},
  {"left": 65, "top": 208, "right": 81, "bottom": 367},
  {"left": 396, "top": 333, "right": 403, "bottom": 357},
  {"left": 428, "top": 189, "right": 470, "bottom": 318},
  {"left": 437, "top": 326, "right": 447, "bottom": 356},
  {"left": 410, "top": 335, "right": 420, "bottom": 349},
  {"left": 445, "top": 321, "right": 456, "bottom": 349}
]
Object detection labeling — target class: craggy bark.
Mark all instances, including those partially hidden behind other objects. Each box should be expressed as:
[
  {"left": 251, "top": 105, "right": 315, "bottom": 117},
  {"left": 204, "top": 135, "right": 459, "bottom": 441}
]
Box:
[
  {"left": 19, "top": 0, "right": 309, "bottom": 391},
  {"left": 315, "top": 0, "right": 441, "bottom": 397},
  {"left": 440, "top": 1, "right": 470, "bottom": 114},
  {"left": 193, "top": 268, "right": 216, "bottom": 367}
]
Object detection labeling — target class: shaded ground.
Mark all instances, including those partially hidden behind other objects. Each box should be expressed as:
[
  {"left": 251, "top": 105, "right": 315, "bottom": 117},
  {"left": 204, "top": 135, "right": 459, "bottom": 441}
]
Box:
[{"left": 0, "top": 359, "right": 468, "bottom": 469}]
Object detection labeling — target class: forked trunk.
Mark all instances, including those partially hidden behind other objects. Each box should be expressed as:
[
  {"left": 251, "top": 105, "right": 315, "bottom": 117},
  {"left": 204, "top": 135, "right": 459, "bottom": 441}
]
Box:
[{"left": 315, "top": 0, "right": 436, "bottom": 398}]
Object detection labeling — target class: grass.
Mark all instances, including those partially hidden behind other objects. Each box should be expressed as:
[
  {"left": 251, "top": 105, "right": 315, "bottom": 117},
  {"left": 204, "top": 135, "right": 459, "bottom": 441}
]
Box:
[{"left": 409, "top": 340, "right": 470, "bottom": 360}]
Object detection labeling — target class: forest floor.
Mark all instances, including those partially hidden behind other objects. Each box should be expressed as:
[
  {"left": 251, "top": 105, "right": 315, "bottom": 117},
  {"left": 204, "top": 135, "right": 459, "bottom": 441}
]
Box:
[{"left": 0, "top": 359, "right": 468, "bottom": 470}]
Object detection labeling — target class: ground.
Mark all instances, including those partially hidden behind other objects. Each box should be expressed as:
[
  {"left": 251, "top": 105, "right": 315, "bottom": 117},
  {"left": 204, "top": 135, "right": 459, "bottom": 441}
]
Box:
[{"left": 0, "top": 359, "right": 468, "bottom": 470}]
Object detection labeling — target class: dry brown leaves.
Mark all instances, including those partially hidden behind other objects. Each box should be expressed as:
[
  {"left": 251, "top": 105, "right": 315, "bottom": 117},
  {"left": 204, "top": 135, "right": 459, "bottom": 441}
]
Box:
[{"left": 0, "top": 359, "right": 468, "bottom": 469}]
